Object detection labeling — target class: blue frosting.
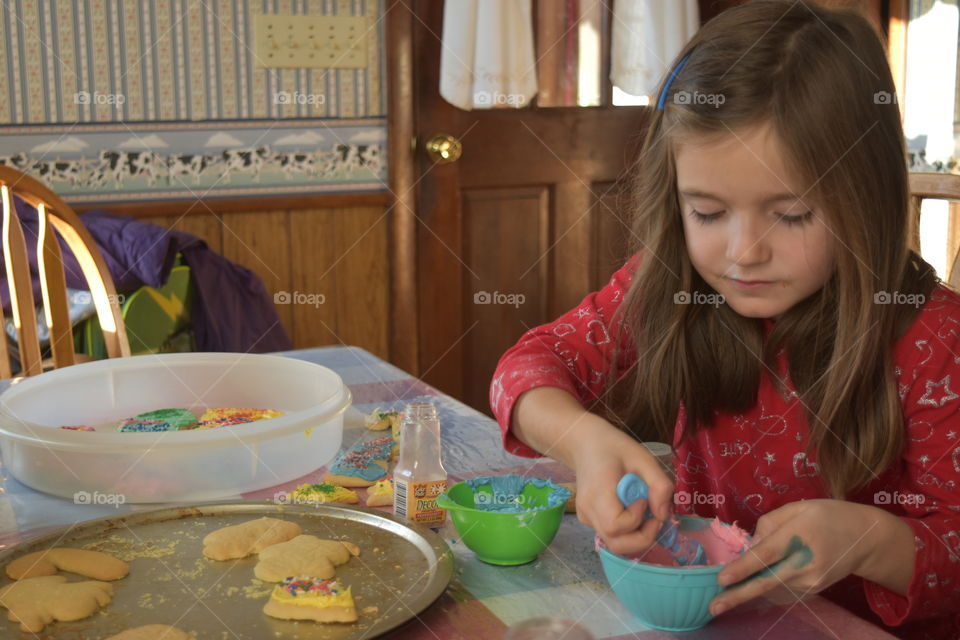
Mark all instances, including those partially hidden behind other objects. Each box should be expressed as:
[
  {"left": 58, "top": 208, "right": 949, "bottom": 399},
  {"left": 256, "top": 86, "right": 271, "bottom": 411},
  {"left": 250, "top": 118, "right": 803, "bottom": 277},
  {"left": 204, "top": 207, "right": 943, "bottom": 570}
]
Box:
[{"left": 465, "top": 474, "right": 572, "bottom": 512}]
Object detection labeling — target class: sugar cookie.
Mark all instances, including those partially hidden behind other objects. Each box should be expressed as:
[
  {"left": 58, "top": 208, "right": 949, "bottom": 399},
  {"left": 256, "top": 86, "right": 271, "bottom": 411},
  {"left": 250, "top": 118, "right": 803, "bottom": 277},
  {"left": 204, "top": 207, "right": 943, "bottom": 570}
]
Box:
[
  {"left": 6, "top": 548, "right": 129, "bottom": 581},
  {"left": 117, "top": 408, "right": 197, "bottom": 432},
  {"left": 323, "top": 436, "right": 394, "bottom": 487},
  {"left": 286, "top": 482, "right": 359, "bottom": 504},
  {"left": 195, "top": 407, "right": 284, "bottom": 429},
  {"left": 365, "top": 478, "right": 394, "bottom": 507},
  {"left": 254, "top": 535, "right": 360, "bottom": 582},
  {"left": 105, "top": 624, "right": 192, "bottom": 640},
  {"left": 262, "top": 576, "right": 357, "bottom": 623},
  {"left": 364, "top": 408, "right": 401, "bottom": 433},
  {"left": 0, "top": 575, "right": 113, "bottom": 633},
  {"left": 202, "top": 517, "right": 302, "bottom": 561}
]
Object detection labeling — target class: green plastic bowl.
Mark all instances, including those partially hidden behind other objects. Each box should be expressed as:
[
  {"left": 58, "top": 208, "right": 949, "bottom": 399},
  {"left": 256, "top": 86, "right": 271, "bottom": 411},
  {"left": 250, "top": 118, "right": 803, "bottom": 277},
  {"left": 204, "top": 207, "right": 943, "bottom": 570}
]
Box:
[
  {"left": 599, "top": 515, "right": 748, "bottom": 631},
  {"left": 437, "top": 475, "right": 569, "bottom": 565}
]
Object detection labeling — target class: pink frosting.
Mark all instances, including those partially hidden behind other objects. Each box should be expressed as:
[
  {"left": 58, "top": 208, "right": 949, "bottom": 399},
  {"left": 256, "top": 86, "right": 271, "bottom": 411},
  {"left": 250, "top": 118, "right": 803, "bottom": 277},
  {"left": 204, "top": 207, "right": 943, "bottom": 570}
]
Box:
[{"left": 600, "top": 517, "right": 751, "bottom": 568}]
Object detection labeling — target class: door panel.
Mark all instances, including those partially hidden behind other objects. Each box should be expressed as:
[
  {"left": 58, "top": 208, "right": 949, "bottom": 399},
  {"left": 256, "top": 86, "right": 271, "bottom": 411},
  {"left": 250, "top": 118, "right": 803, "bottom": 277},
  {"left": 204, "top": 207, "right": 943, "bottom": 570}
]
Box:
[{"left": 412, "top": 0, "right": 649, "bottom": 413}]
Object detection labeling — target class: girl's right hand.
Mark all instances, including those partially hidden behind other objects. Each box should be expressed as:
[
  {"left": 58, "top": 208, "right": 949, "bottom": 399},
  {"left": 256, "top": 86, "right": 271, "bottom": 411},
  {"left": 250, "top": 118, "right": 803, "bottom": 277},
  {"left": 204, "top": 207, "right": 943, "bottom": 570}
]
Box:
[{"left": 571, "top": 419, "right": 675, "bottom": 556}]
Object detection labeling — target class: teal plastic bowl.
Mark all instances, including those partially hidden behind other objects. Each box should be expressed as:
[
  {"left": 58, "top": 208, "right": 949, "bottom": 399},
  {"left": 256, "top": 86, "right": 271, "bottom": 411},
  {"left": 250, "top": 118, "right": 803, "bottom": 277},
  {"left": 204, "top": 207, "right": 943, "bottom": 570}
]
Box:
[
  {"left": 599, "top": 515, "right": 748, "bottom": 632},
  {"left": 437, "top": 475, "right": 571, "bottom": 565}
]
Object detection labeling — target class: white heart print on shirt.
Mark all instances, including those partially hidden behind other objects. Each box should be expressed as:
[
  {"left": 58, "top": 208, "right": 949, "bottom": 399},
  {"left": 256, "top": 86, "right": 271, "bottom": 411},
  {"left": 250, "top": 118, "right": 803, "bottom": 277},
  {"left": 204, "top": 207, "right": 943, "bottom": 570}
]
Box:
[{"left": 792, "top": 452, "right": 820, "bottom": 478}]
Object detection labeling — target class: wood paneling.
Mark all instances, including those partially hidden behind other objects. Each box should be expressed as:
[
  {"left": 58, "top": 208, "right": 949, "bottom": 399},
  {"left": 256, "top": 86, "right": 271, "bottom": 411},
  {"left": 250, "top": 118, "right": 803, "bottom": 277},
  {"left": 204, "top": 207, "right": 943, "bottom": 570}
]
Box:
[
  {"left": 135, "top": 205, "right": 390, "bottom": 359},
  {"left": 290, "top": 208, "right": 340, "bottom": 348},
  {"left": 76, "top": 192, "right": 390, "bottom": 218},
  {"left": 335, "top": 207, "right": 389, "bottom": 357},
  {"left": 222, "top": 210, "right": 294, "bottom": 340}
]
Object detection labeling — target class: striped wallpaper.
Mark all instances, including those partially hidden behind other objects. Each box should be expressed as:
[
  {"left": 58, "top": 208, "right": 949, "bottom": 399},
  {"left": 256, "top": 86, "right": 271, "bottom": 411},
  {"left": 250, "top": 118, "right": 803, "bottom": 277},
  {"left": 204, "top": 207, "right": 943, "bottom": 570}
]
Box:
[{"left": 0, "top": 0, "right": 385, "bottom": 124}]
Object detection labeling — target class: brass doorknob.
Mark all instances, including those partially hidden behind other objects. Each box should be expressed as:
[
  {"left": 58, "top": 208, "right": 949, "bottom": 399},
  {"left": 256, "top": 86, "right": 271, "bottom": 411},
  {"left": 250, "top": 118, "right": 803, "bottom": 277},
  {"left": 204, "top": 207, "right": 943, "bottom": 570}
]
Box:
[{"left": 424, "top": 134, "right": 462, "bottom": 164}]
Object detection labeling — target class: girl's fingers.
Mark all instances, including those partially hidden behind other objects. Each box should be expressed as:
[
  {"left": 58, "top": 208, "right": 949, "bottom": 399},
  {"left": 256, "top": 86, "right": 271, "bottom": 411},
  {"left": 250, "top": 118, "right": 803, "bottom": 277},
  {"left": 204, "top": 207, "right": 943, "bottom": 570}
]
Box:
[
  {"left": 602, "top": 516, "right": 663, "bottom": 556},
  {"left": 646, "top": 475, "right": 676, "bottom": 521},
  {"left": 591, "top": 475, "right": 654, "bottom": 538},
  {"left": 718, "top": 532, "right": 813, "bottom": 587},
  {"left": 717, "top": 530, "right": 786, "bottom": 586},
  {"left": 712, "top": 534, "right": 815, "bottom": 615},
  {"left": 710, "top": 558, "right": 797, "bottom": 616}
]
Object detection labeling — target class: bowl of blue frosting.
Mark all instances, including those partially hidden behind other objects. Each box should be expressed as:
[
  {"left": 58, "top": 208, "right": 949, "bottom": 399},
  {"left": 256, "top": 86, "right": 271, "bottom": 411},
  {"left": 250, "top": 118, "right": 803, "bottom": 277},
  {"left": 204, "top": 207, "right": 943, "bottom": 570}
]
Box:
[{"left": 436, "top": 473, "right": 572, "bottom": 565}]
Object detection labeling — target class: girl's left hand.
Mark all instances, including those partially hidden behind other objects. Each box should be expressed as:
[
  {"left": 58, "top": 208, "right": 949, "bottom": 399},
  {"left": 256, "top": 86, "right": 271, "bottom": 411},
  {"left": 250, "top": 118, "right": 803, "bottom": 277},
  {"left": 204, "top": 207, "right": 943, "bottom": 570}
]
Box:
[{"left": 709, "top": 499, "right": 879, "bottom": 616}]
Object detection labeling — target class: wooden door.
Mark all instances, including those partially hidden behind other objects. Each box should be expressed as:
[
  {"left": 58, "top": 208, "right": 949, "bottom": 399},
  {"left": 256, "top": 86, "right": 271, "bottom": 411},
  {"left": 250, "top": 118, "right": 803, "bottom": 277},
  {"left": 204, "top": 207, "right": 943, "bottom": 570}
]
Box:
[{"left": 405, "top": 0, "right": 648, "bottom": 414}]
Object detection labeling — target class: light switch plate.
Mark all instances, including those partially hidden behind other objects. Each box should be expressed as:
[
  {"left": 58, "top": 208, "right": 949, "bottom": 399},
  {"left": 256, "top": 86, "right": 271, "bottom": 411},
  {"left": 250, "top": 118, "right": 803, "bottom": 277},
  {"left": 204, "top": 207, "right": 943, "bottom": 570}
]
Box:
[{"left": 254, "top": 14, "right": 367, "bottom": 69}]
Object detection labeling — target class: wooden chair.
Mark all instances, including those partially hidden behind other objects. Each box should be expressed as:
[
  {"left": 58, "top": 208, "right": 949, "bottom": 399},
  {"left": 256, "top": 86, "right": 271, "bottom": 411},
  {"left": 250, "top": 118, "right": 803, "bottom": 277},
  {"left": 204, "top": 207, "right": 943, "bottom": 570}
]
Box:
[
  {"left": 0, "top": 166, "right": 130, "bottom": 377},
  {"left": 910, "top": 172, "right": 960, "bottom": 289}
]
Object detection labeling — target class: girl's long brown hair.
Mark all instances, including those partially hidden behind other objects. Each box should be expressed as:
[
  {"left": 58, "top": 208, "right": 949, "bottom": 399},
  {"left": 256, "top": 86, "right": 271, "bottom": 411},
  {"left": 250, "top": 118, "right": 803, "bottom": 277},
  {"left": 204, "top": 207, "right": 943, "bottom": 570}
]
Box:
[{"left": 609, "top": 0, "right": 938, "bottom": 498}]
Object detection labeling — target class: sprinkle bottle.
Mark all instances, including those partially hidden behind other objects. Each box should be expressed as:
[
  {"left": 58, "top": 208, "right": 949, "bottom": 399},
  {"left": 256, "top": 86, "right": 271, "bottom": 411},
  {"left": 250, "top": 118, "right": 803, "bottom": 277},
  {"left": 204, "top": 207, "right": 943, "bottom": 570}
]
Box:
[{"left": 393, "top": 401, "right": 447, "bottom": 526}]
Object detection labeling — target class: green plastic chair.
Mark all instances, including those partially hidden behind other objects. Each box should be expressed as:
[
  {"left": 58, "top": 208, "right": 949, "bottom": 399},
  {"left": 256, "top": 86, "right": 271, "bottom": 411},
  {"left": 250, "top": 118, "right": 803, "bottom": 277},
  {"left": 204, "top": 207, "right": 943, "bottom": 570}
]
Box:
[{"left": 77, "top": 255, "right": 195, "bottom": 358}]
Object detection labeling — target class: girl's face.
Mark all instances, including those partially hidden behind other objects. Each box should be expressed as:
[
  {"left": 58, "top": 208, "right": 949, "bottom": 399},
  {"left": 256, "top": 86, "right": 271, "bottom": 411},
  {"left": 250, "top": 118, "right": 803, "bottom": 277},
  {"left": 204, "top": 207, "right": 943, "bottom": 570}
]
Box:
[{"left": 675, "top": 121, "right": 836, "bottom": 320}]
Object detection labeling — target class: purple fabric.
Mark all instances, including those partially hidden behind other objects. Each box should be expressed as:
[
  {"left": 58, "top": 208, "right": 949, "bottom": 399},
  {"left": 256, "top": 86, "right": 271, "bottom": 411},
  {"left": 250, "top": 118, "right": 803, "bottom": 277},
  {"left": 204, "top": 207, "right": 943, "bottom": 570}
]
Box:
[{"left": 1, "top": 197, "right": 292, "bottom": 353}]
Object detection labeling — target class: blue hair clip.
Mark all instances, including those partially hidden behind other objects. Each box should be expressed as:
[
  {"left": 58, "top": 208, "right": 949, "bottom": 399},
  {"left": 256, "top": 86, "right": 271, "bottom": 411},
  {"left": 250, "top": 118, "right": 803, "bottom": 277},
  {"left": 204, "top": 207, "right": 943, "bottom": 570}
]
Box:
[{"left": 657, "top": 53, "right": 691, "bottom": 111}]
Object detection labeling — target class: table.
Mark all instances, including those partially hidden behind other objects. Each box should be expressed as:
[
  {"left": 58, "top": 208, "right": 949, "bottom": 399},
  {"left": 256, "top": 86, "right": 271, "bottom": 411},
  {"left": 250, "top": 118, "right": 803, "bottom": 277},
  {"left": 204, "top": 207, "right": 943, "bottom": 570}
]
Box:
[{"left": 0, "top": 346, "right": 897, "bottom": 639}]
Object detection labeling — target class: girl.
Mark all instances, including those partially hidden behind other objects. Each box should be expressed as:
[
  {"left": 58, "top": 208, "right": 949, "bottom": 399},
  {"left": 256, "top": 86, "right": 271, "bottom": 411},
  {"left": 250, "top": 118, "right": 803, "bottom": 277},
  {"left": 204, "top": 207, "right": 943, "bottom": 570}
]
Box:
[{"left": 490, "top": 1, "right": 959, "bottom": 638}]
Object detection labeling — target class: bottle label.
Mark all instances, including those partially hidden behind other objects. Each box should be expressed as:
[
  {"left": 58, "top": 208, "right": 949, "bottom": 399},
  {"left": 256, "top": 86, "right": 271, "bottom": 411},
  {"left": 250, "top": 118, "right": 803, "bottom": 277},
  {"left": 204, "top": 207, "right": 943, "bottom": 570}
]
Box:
[{"left": 395, "top": 479, "right": 447, "bottom": 525}]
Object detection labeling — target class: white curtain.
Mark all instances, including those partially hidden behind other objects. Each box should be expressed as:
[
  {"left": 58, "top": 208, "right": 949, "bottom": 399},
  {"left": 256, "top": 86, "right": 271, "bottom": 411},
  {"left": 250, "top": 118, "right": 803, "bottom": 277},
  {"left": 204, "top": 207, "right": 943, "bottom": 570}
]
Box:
[
  {"left": 439, "top": 0, "right": 538, "bottom": 111},
  {"left": 611, "top": 0, "right": 700, "bottom": 97}
]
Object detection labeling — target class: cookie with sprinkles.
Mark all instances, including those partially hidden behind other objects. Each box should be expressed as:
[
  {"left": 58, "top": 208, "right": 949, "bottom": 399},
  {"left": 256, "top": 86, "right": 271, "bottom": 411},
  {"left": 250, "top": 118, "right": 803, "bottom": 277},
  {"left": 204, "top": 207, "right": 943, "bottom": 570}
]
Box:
[
  {"left": 364, "top": 407, "right": 401, "bottom": 433},
  {"left": 116, "top": 409, "right": 197, "bottom": 432},
  {"left": 365, "top": 478, "right": 394, "bottom": 507},
  {"left": 286, "top": 482, "right": 359, "bottom": 504},
  {"left": 323, "top": 437, "right": 394, "bottom": 487},
  {"left": 195, "top": 407, "right": 284, "bottom": 429},
  {"left": 262, "top": 576, "right": 357, "bottom": 623}
]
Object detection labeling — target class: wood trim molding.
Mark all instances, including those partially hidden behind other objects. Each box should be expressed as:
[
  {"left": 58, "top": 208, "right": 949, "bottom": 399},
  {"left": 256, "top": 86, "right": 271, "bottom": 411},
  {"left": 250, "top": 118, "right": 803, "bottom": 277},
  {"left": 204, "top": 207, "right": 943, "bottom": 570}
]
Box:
[
  {"left": 887, "top": 0, "right": 908, "bottom": 121},
  {"left": 74, "top": 191, "right": 391, "bottom": 217},
  {"left": 386, "top": 0, "right": 419, "bottom": 375}
]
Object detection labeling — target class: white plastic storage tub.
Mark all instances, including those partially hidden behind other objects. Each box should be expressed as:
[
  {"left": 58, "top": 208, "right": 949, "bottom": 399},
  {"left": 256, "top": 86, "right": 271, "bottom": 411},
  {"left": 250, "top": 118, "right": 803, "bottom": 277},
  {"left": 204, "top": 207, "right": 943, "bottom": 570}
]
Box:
[{"left": 0, "top": 353, "right": 350, "bottom": 502}]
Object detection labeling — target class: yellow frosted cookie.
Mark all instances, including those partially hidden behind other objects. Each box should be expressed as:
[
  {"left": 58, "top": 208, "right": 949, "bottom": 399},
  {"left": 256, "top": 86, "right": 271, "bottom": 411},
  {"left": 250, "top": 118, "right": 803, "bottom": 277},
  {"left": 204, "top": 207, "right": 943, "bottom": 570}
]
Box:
[
  {"left": 364, "top": 408, "right": 401, "bottom": 433},
  {"left": 254, "top": 535, "right": 360, "bottom": 582},
  {"left": 0, "top": 575, "right": 113, "bottom": 633},
  {"left": 6, "top": 548, "right": 129, "bottom": 581},
  {"left": 105, "top": 625, "right": 192, "bottom": 640},
  {"left": 365, "top": 478, "right": 394, "bottom": 507},
  {"left": 262, "top": 576, "right": 357, "bottom": 623},
  {"left": 195, "top": 408, "right": 284, "bottom": 429},
  {"left": 202, "top": 517, "right": 302, "bottom": 561},
  {"left": 287, "top": 482, "right": 359, "bottom": 504}
]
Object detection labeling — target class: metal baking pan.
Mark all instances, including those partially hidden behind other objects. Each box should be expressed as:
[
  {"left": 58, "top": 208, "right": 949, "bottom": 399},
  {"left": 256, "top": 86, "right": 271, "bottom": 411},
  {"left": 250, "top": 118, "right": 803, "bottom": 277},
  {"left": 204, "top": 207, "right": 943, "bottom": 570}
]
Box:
[{"left": 0, "top": 502, "right": 454, "bottom": 639}]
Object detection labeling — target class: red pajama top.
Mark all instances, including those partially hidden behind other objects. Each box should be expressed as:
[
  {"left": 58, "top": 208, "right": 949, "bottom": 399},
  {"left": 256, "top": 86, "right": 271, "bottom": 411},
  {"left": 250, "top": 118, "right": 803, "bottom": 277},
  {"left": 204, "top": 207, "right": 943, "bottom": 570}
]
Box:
[{"left": 490, "top": 255, "right": 960, "bottom": 639}]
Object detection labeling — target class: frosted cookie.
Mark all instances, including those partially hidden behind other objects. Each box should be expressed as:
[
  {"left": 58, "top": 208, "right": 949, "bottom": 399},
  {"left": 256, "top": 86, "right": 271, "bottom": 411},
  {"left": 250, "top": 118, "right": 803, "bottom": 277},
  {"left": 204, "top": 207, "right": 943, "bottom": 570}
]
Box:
[
  {"left": 323, "top": 436, "right": 394, "bottom": 487},
  {"left": 59, "top": 425, "right": 94, "bottom": 431},
  {"left": 560, "top": 482, "right": 577, "bottom": 513},
  {"left": 105, "top": 625, "right": 192, "bottom": 640},
  {"left": 0, "top": 575, "right": 113, "bottom": 633},
  {"left": 117, "top": 408, "right": 197, "bottom": 432},
  {"left": 202, "top": 517, "right": 303, "bottom": 561},
  {"left": 195, "top": 407, "right": 284, "bottom": 429},
  {"left": 262, "top": 576, "right": 357, "bottom": 623},
  {"left": 365, "top": 478, "right": 394, "bottom": 507},
  {"left": 364, "top": 408, "right": 401, "bottom": 433},
  {"left": 254, "top": 535, "right": 360, "bottom": 582},
  {"left": 287, "top": 482, "right": 359, "bottom": 504},
  {"left": 6, "top": 548, "right": 130, "bottom": 581}
]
